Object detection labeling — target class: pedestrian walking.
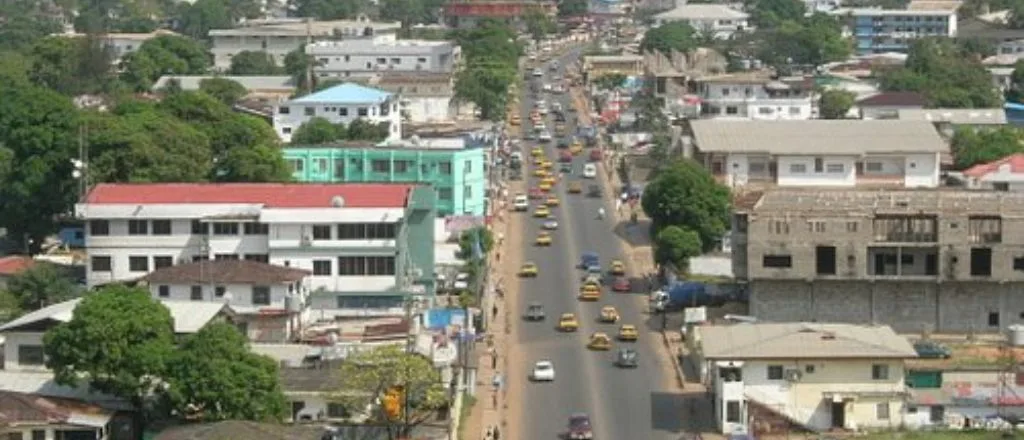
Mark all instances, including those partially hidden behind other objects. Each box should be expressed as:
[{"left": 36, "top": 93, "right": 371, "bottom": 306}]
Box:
[
  {"left": 491, "top": 353, "right": 498, "bottom": 369},
  {"left": 492, "top": 303, "right": 498, "bottom": 319}
]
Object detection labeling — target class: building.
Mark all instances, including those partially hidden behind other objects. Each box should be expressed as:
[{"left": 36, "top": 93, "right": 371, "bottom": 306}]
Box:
[
  {"left": 442, "top": 0, "right": 557, "bottom": 29},
  {"left": 857, "top": 92, "right": 927, "bottom": 119},
  {"left": 689, "top": 120, "right": 946, "bottom": 188},
  {"left": 651, "top": 3, "right": 751, "bottom": 39},
  {"left": 207, "top": 17, "right": 402, "bottom": 70},
  {"left": 896, "top": 108, "right": 1007, "bottom": 139},
  {"left": 581, "top": 55, "right": 645, "bottom": 83},
  {"left": 273, "top": 83, "right": 402, "bottom": 143},
  {"left": 282, "top": 136, "right": 489, "bottom": 216},
  {"left": 307, "top": 37, "right": 461, "bottom": 79},
  {"left": 963, "top": 153, "right": 1024, "bottom": 191},
  {"left": 957, "top": 18, "right": 1024, "bottom": 56},
  {"left": 0, "top": 256, "right": 34, "bottom": 289},
  {"left": 75, "top": 183, "right": 436, "bottom": 317},
  {"left": 732, "top": 188, "right": 1024, "bottom": 333},
  {"left": 698, "top": 322, "right": 916, "bottom": 434},
  {"left": 0, "top": 391, "right": 125, "bottom": 440},
  {"left": 141, "top": 260, "right": 312, "bottom": 343},
  {"left": 368, "top": 72, "right": 468, "bottom": 123},
  {"left": 834, "top": 8, "right": 957, "bottom": 55},
  {"left": 152, "top": 75, "right": 296, "bottom": 102},
  {"left": 58, "top": 29, "right": 179, "bottom": 62},
  {"left": 691, "top": 73, "right": 815, "bottom": 120}
]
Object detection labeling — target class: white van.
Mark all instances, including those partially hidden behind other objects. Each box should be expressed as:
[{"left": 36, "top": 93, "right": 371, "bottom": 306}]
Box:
[{"left": 583, "top": 164, "right": 597, "bottom": 179}]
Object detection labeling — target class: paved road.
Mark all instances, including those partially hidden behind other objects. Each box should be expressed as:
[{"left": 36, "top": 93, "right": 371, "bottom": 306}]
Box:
[{"left": 511, "top": 50, "right": 685, "bottom": 440}]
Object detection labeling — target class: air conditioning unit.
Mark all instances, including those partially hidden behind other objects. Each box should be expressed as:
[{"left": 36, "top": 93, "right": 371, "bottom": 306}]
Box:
[{"left": 784, "top": 369, "right": 803, "bottom": 382}]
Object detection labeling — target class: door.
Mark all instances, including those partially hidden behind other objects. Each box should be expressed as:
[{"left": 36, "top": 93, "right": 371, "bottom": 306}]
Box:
[
  {"left": 291, "top": 401, "right": 306, "bottom": 421},
  {"left": 831, "top": 401, "right": 845, "bottom": 428}
]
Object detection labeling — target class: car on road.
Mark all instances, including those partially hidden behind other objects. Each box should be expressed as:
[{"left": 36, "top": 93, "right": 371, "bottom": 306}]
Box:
[
  {"left": 568, "top": 181, "right": 582, "bottom": 194},
  {"left": 618, "top": 324, "right": 638, "bottom": 341},
  {"left": 539, "top": 160, "right": 553, "bottom": 170},
  {"left": 587, "top": 332, "right": 612, "bottom": 350},
  {"left": 583, "top": 163, "right": 597, "bottom": 179},
  {"left": 559, "top": 151, "right": 573, "bottom": 163},
  {"left": 533, "top": 168, "right": 548, "bottom": 178},
  {"left": 556, "top": 141, "right": 569, "bottom": 149},
  {"left": 535, "top": 231, "right": 553, "bottom": 246},
  {"left": 610, "top": 260, "right": 626, "bottom": 275},
  {"left": 599, "top": 305, "right": 620, "bottom": 323},
  {"left": 587, "top": 184, "right": 601, "bottom": 198},
  {"left": 528, "top": 188, "right": 544, "bottom": 200},
  {"left": 560, "top": 163, "right": 573, "bottom": 173},
  {"left": 558, "top": 313, "right": 579, "bottom": 331},
  {"left": 543, "top": 219, "right": 559, "bottom": 230},
  {"left": 567, "top": 413, "right": 594, "bottom": 440},
  {"left": 513, "top": 194, "right": 530, "bottom": 211},
  {"left": 545, "top": 196, "right": 560, "bottom": 207},
  {"left": 532, "top": 68, "right": 543, "bottom": 77},
  {"left": 541, "top": 175, "right": 557, "bottom": 187},
  {"left": 570, "top": 141, "right": 584, "bottom": 155},
  {"left": 519, "top": 262, "right": 539, "bottom": 277},
  {"left": 538, "top": 181, "right": 552, "bottom": 192},
  {"left": 914, "top": 340, "right": 952, "bottom": 359},
  {"left": 616, "top": 348, "right": 639, "bottom": 368},
  {"left": 531, "top": 146, "right": 544, "bottom": 157},
  {"left": 538, "top": 130, "right": 553, "bottom": 142},
  {"left": 589, "top": 149, "right": 603, "bottom": 161},
  {"left": 524, "top": 302, "right": 546, "bottom": 321},
  {"left": 531, "top": 360, "right": 556, "bottom": 381},
  {"left": 534, "top": 206, "right": 551, "bottom": 218},
  {"left": 580, "top": 252, "right": 599, "bottom": 269},
  {"left": 579, "top": 284, "right": 601, "bottom": 301},
  {"left": 611, "top": 276, "right": 631, "bottom": 292}
]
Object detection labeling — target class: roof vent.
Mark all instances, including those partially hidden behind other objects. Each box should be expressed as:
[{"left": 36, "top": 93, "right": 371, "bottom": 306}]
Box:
[{"left": 331, "top": 195, "right": 346, "bottom": 207}]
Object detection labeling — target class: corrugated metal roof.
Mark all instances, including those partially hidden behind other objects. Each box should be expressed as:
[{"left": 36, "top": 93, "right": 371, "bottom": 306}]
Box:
[
  {"left": 689, "top": 120, "right": 948, "bottom": 155},
  {"left": 290, "top": 82, "right": 391, "bottom": 104},
  {"left": 897, "top": 108, "right": 1007, "bottom": 125},
  {"left": 83, "top": 183, "right": 412, "bottom": 208},
  {"left": 0, "top": 298, "right": 227, "bottom": 334},
  {"left": 700, "top": 322, "right": 917, "bottom": 359},
  {"left": 653, "top": 4, "right": 749, "bottom": 20},
  {"left": 151, "top": 75, "right": 295, "bottom": 92}
]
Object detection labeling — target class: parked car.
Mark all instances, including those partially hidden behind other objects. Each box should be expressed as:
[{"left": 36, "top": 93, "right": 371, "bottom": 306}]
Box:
[{"left": 913, "top": 340, "right": 952, "bottom": 359}]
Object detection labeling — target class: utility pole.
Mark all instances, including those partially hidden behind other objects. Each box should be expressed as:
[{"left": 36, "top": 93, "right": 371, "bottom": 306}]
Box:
[{"left": 305, "top": 18, "right": 313, "bottom": 93}]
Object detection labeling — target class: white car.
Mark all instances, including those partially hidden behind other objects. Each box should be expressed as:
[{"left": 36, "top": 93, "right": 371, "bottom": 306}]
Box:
[
  {"left": 532, "top": 68, "right": 543, "bottom": 77},
  {"left": 453, "top": 272, "right": 470, "bottom": 290},
  {"left": 538, "top": 131, "right": 553, "bottom": 142},
  {"left": 543, "top": 219, "right": 559, "bottom": 230},
  {"left": 513, "top": 195, "right": 530, "bottom": 212},
  {"left": 531, "top": 361, "right": 555, "bottom": 381},
  {"left": 583, "top": 163, "right": 597, "bottom": 179}
]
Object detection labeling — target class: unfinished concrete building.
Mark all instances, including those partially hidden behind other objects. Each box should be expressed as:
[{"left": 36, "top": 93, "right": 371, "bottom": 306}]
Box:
[{"left": 733, "top": 189, "right": 1024, "bottom": 333}]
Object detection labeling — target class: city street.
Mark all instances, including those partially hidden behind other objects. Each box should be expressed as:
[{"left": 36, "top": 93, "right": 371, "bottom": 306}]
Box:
[{"left": 504, "top": 49, "right": 686, "bottom": 440}]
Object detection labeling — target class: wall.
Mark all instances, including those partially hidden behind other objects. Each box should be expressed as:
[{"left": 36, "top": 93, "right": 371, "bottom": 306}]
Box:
[
  {"left": 273, "top": 99, "right": 402, "bottom": 143},
  {"left": 902, "top": 153, "right": 941, "bottom": 188},
  {"left": 148, "top": 283, "right": 293, "bottom": 308},
  {"left": 3, "top": 332, "right": 47, "bottom": 372},
  {"left": 403, "top": 96, "right": 456, "bottom": 123},
  {"left": 776, "top": 155, "right": 857, "bottom": 187},
  {"left": 308, "top": 42, "right": 458, "bottom": 74}
]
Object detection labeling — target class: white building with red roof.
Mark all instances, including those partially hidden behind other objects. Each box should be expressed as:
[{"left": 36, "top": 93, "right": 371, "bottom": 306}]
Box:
[
  {"left": 75, "top": 183, "right": 437, "bottom": 318},
  {"left": 963, "top": 154, "right": 1024, "bottom": 191}
]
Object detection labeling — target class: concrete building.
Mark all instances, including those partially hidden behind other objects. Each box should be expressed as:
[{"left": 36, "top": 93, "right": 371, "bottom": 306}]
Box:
[
  {"left": 442, "top": 0, "right": 557, "bottom": 30},
  {"left": 57, "top": 29, "right": 179, "bottom": 62},
  {"left": 833, "top": 8, "right": 957, "bottom": 55},
  {"left": 732, "top": 189, "right": 1024, "bottom": 332},
  {"left": 896, "top": 108, "right": 1007, "bottom": 139},
  {"left": 689, "top": 120, "right": 946, "bottom": 188},
  {"left": 0, "top": 391, "right": 123, "bottom": 440},
  {"left": 307, "top": 37, "right": 461, "bottom": 79},
  {"left": 152, "top": 75, "right": 296, "bottom": 102},
  {"left": 651, "top": 3, "right": 751, "bottom": 39},
  {"left": 282, "top": 134, "right": 489, "bottom": 216},
  {"left": 581, "top": 55, "right": 645, "bottom": 83},
  {"left": 208, "top": 17, "right": 402, "bottom": 70},
  {"left": 956, "top": 18, "right": 1024, "bottom": 56},
  {"left": 692, "top": 73, "right": 815, "bottom": 120},
  {"left": 372, "top": 72, "right": 468, "bottom": 123},
  {"left": 273, "top": 83, "right": 402, "bottom": 143},
  {"left": 857, "top": 92, "right": 927, "bottom": 119},
  {"left": 75, "top": 183, "right": 437, "bottom": 318},
  {"left": 698, "top": 322, "right": 916, "bottom": 434},
  {"left": 963, "top": 153, "right": 1024, "bottom": 191}
]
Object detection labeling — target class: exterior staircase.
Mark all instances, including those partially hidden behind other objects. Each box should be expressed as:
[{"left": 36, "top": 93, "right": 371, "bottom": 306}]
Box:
[{"left": 743, "top": 388, "right": 823, "bottom": 434}]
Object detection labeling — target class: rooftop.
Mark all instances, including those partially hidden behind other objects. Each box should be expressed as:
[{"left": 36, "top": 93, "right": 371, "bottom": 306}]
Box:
[
  {"left": 0, "top": 256, "right": 35, "bottom": 276},
  {"left": 375, "top": 71, "right": 455, "bottom": 85},
  {"left": 739, "top": 188, "right": 1024, "bottom": 215},
  {"left": 306, "top": 38, "right": 457, "bottom": 56},
  {"left": 142, "top": 260, "right": 311, "bottom": 285},
  {"left": 906, "top": 0, "right": 962, "bottom": 11},
  {"left": 958, "top": 18, "right": 1024, "bottom": 40},
  {"left": 82, "top": 183, "right": 413, "bottom": 208},
  {"left": 151, "top": 75, "right": 296, "bottom": 93},
  {"left": 58, "top": 29, "right": 179, "bottom": 41},
  {"left": 583, "top": 54, "right": 644, "bottom": 63},
  {"left": 208, "top": 17, "right": 401, "bottom": 37},
  {"left": 700, "top": 322, "right": 917, "bottom": 359},
  {"left": 153, "top": 421, "right": 330, "bottom": 440},
  {"left": 857, "top": 91, "right": 927, "bottom": 107},
  {"left": 0, "top": 390, "right": 114, "bottom": 429},
  {"left": 833, "top": 7, "right": 955, "bottom": 16},
  {"left": 0, "top": 298, "right": 227, "bottom": 334},
  {"left": 689, "top": 120, "right": 947, "bottom": 155},
  {"left": 0, "top": 371, "right": 128, "bottom": 410},
  {"left": 897, "top": 108, "right": 1007, "bottom": 125},
  {"left": 964, "top": 153, "right": 1024, "bottom": 178},
  {"left": 289, "top": 83, "right": 392, "bottom": 104},
  {"left": 653, "top": 4, "right": 749, "bottom": 20}
]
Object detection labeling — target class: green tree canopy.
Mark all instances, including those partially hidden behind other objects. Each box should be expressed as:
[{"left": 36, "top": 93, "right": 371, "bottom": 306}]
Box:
[
  {"left": 877, "top": 39, "right": 1002, "bottom": 108},
  {"left": 218, "top": 144, "right": 293, "bottom": 182},
  {"left": 177, "top": 0, "right": 234, "bottom": 40},
  {"left": 640, "top": 22, "right": 698, "bottom": 55},
  {"left": 289, "top": 0, "right": 371, "bottom": 20},
  {"left": 818, "top": 89, "right": 855, "bottom": 119},
  {"left": 292, "top": 117, "right": 344, "bottom": 144},
  {"left": 950, "top": 126, "right": 1024, "bottom": 170},
  {"left": 229, "top": 50, "right": 283, "bottom": 75},
  {"left": 379, "top": 0, "right": 446, "bottom": 26},
  {"left": 457, "top": 226, "right": 494, "bottom": 260},
  {"left": 453, "top": 21, "right": 520, "bottom": 122},
  {"left": 525, "top": 11, "right": 557, "bottom": 41},
  {"left": 5, "top": 262, "right": 78, "bottom": 311},
  {"left": 28, "top": 36, "right": 116, "bottom": 96},
  {"left": 1006, "top": 59, "right": 1024, "bottom": 103},
  {"left": 164, "top": 322, "right": 287, "bottom": 422},
  {"left": 747, "top": 0, "right": 806, "bottom": 27},
  {"left": 44, "top": 285, "right": 177, "bottom": 405},
  {"left": 654, "top": 226, "right": 703, "bottom": 271},
  {"left": 558, "top": 0, "right": 589, "bottom": 16},
  {"left": 758, "top": 14, "right": 850, "bottom": 68},
  {"left": 121, "top": 35, "right": 211, "bottom": 91},
  {"left": 199, "top": 77, "right": 248, "bottom": 105},
  {"left": 0, "top": 0, "right": 64, "bottom": 53},
  {"left": 641, "top": 159, "right": 731, "bottom": 252}
]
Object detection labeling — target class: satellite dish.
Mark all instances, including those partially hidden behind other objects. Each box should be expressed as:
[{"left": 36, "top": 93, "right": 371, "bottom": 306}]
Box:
[{"left": 331, "top": 195, "right": 346, "bottom": 207}]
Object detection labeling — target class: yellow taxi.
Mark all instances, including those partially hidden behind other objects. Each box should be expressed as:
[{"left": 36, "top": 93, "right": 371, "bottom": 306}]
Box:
[
  {"left": 519, "top": 262, "right": 539, "bottom": 277},
  {"left": 533, "top": 168, "right": 548, "bottom": 178},
  {"left": 539, "top": 160, "right": 553, "bottom": 170},
  {"left": 579, "top": 283, "right": 601, "bottom": 301},
  {"left": 535, "top": 231, "right": 553, "bottom": 246},
  {"left": 610, "top": 260, "right": 626, "bottom": 276},
  {"left": 558, "top": 313, "right": 580, "bottom": 332},
  {"left": 568, "top": 181, "right": 582, "bottom": 194},
  {"left": 534, "top": 206, "right": 551, "bottom": 218},
  {"left": 570, "top": 141, "right": 584, "bottom": 155},
  {"left": 541, "top": 175, "right": 558, "bottom": 187},
  {"left": 534, "top": 155, "right": 546, "bottom": 166},
  {"left": 599, "top": 306, "right": 620, "bottom": 323},
  {"left": 587, "top": 332, "right": 613, "bottom": 350},
  {"left": 531, "top": 146, "right": 544, "bottom": 157},
  {"left": 618, "top": 324, "right": 639, "bottom": 341},
  {"left": 538, "top": 181, "right": 553, "bottom": 192},
  {"left": 545, "top": 196, "right": 560, "bottom": 207}
]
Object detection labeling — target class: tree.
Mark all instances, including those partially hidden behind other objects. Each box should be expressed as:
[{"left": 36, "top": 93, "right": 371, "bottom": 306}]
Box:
[
  {"left": 747, "top": 0, "right": 806, "bottom": 28},
  {"left": 758, "top": 15, "right": 850, "bottom": 68},
  {"left": 525, "top": 11, "right": 557, "bottom": 41},
  {"left": 44, "top": 285, "right": 176, "bottom": 407},
  {"left": 164, "top": 323, "right": 287, "bottom": 422},
  {"left": 558, "top": 0, "right": 589, "bottom": 17},
  {"left": 457, "top": 226, "right": 494, "bottom": 260},
  {"left": 640, "top": 22, "right": 698, "bottom": 55},
  {"left": 289, "top": 0, "right": 371, "bottom": 20},
  {"left": 641, "top": 159, "right": 731, "bottom": 253},
  {"left": 1006, "top": 59, "right": 1024, "bottom": 103},
  {"left": 0, "top": 0, "right": 64, "bottom": 53},
  {"left": 229, "top": 50, "right": 283, "bottom": 75},
  {"left": 5, "top": 263, "right": 78, "bottom": 311},
  {"left": 335, "top": 345, "right": 448, "bottom": 439},
  {"left": 818, "top": 89, "right": 855, "bottom": 119},
  {"left": 85, "top": 109, "right": 214, "bottom": 183},
  {"left": 177, "top": 0, "right": 234, "bottom": 40},
  {"left": 877, "top": 39, "right": 1001, "bottom": 108},
  {"left": 950, "top": 127, "right": 1024, "bottom": 169},
  {"left": 199, "top": 77, "right": 248, "bottom": 105},
  {"left": 290, "top": 117, "right": 344, "bottom": 144},
  {"left": 593, "top": 73, "right": 627, "bottom": 91},
  {"left": 379, "top": 0, "right": 446, "bottom": 27},
  {"left": 157, "top": 91, "right": 278, "bottom": 156},
  {"left": 654, "top": 226, "right": 703, "bottom": 271},
  {"left": 121, "top": 35, "right": 211, "bottom": 91},
  {"left": 217, "top": 144, "right": 293, "bottom": 182},
  {"left": 346, "top": 119, "right": 391, "bottom": 141}
]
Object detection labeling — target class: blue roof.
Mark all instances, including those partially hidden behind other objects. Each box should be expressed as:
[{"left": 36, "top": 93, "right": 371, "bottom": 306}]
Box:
[{"left": 291, "top": 82, "right": 392, "bottom": 104}]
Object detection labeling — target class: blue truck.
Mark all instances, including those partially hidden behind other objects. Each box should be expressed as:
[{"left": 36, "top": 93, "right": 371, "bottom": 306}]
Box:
[{"left": 649, "top": 281, "right": 747, "bottom": 312}]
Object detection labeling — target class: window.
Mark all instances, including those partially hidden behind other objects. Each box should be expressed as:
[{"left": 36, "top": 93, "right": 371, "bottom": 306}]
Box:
[
  {"left": 32, "top": 430, "right": 45, "bottom": 440},
  {"left": 282, "top": 127, "right": 292, "bottom": 134},
  {"left": 748, "top": 162, "right": 767, "bottom": 174},
  {"left": 789, "top": 163, "right": 807, "bottom": 173},
  {"left": 304, "top": 106, "right": 315, "bottom": 116},
  {"left": 789, "top": 106, "right": 801, "bottom": 115},
  {"left": 128, "top": 220, "right": 148, "bottom": 235},
  {"left": 367, "top": 223, "right": 397, "bottom": 239},
  {"left": 377, "top": 57, "right": 386, "bottom": 64},
  {"left": 366, "top": 256, "right": 396, "bottom": 275},
  {"left": 289, "top": 159, "right": 304, "bottom": 173},
  {"left": 314, "top": 158, "right": 328, "bottom": 173},
  {"left": 18, "top": 345, "right": 44, "bottom": 366},
  {"left": 989, "top": 311, "right": 1000, "bottom": 327},
  {"left": 394, "top": 160, "right": 410, "bottom": 173},
  {"left": 158, "top": 285, "right": 170, "bottom": 297},
  {"left": 465, "top": 160, "right": 472, "bottom": 174},
  {"left": 872, "top": 364, "right": 889, "bottom": 380},
  {"left": 417, "top": 57, "right": 427, "bottom": 63},
  {"left": 327, "top": 402, "right": 349, "bottom": 418},
  {"left": 153, "top": 256, "right": 173, "bottom": 269},
  {"left": 215, "top": 253, "right": 239, "bottom": 261},
  {"left": 338, "top": 256, "right": 363, "bottom": 275},
  {"left": 89, "top": 220, "right": 110, "bottom": 236},
  {"left": 826, "top": 163, "right": 845, "bottom": 173},
  {"left": 312, "top": 225, "right": 332, "bottom": 240},
  {"left": 438, "top": 188, "right": 453, "bottom": 200},
  {"left": 91, "top": 256, "right": 112, "bottom": 272},
  {"left": 334, "top": 159, "right": 346, "bottom": 179},
  {"left": 213, "top": 222, "right": 239, "bottom": 235},
  {"left": 191, "top": 220, "right": 209, "bottom": 235},
  {"left": 814, "top": 157, "right": 824, "bottom": 173},
  {"left": 372, "top": 160, "right": 391, "bottom": 173},
  {"left": 313, "top": 260, "right": 332, "bottom": 275},
  {"left": 726, "top": 401, "right": 740, "bottom": 423},
  {"left": 970, "top": 247, "right": 993, "bottom": 276},
  {"left": 767, "top": 365, "right": 784, "bottom": 380},
  {"left": 358, "top": 107, "right": 368, "bottom": 116},
  {"left": 152, "top": 220, "right": 172, "bottom": 235},
  {"left": 190, "top": 286, "right": 203, "bottom": 300},
  {"left": 762, "top": 255, "right": 792, "bottom": 268},
  {"left": 816, "top": 246, "right": 837, "bottom": 275},
  {"left": 129, "top": 256, "right": 149, "bottom": 272},
  {"left": 757, "top": 107, "right": 773, "bottom": 115},
  {"left": 465, "top": 185, "right": 473, "bottom": 199},
  {"left": 390, "top": 57, "right": 401, "bottom": 64},
  {"left": 847, "top": 221, "right": 858, "bottom": 232},
  {"left": 338, "top": 223, "right": 363, "bottom": 239},
  {"left": 876, "top": 402, "right": 890, "bottom": 420},
  {"left": 244, "top": 223, "right": 268, "bottom": 235},
  {"left": 278, "top": 106, "right": 290, "bottom": 114},
  {"left": 439, "top": 161, "right": 452, "bottom": 174},
  {"left": 245, "top": 254, "right": 269, "bottom": 263},
  {"left": 252, "top": 286, "right": 271, "bottom": 305},
  {"left": 865, "top": 162, "right": 883, "bottom": 173},
  {"left": 808, "top": 221, "right": 826, "bottom": 233},
  {"left": 215, "top": 286, "right": 226, "bottom": 297},
  {"left": 725, "top": 106, "right": 738, "bottom": 115},
  {"left": 339, "top": 107, "right": 348, "bottom": 116}
]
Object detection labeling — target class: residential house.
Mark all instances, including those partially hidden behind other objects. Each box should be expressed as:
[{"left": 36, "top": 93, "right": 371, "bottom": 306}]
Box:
[
  {"left": 0, "top": 391, "right": 130, "bottom": 440},
  {"left": 642, "top": 48, "right": 728, "bottom": 117},
  {"left": 273, "top": 83, "right": 402, "bottom": 143},
  {"left": 857, "top": 92, "right": 927, "bottom": 119},
  {"left": 732, "top": 188, "right": 1024, "bottom": 332},
  {"left": 963, "top": 153, "right": 1024, "bottom": 191},
  {"left": 0, "top": 298, "right": 229, "bottom": 372},
  {"left": 283, "top": 135, "right": 489, "bottom": 216},
  {"left": 691, "top": 73, "right": 815, "bottom": 120},
  {"left": 207, "top": 16, "right": 402, "bottom": 70},
  {"left": 141, "top": 260, "right": 312, "bottom": 343},
  {"left": 57, "top": 29, "right": 179, "bottom": 62},
  {"left": 688, "top": 120, "right": 946, "bottom": 188},
  {"left": 371, "top": 72, "right": 471, "bottom": 123},
  {"left": 75, "top": 183, "right": 436, "bottom": 317},
  {"left": 904, "top": 363, "right": 1024, "bottom": 428},
  {"left": 151, "top": 75, "right": 296, "bottom": 103},
  {"left": 581, "top": 55, "right": 644, "bottom": 83},
  {"left": 442, "top": 0, "right": 557, "bottom": 30},
  {"left": 698, "top": 322, "right": 916, "bottom": 434},
  {"left": 0, "top": 256, "right": 34, "bottom": 289},
  {"left": 896, "top": 108, "right": 1007, "bottom": 139},
  {"left": 307, "top": 37, "right": 461, "bottom": 79},
  {"left": 651, "top": 3, "right": 751, "bottom": 39},
  {"left": 832, "top": 8, "right": 957, "bottom": 55}
]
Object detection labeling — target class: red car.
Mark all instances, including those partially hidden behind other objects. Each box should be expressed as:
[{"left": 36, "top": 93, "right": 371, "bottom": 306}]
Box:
[
  {"left": 588, "top": 149, "right": 603, "bottom": 162},
  {"left": 567, "top": 413, "right": 593, "bottom": 440},
  {"left": 559, "top": 151, "right": 573, "bottom": 163},
  {"left": 528, "top": 188, "right": 544, "bottom": 200},
  {"left": 612, "top": 277, "right": 631, "bottom": 292}
]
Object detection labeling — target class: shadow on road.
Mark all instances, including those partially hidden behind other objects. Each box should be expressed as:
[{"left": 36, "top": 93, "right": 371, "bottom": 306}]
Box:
[
  {"left": 651, "top": 391, "right": 687, "bottom": 433},
  {"left": 612, "top": 218, "right": 653, "bottom": 248}
]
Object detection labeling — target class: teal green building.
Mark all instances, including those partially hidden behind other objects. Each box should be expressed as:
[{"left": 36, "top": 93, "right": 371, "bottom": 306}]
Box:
[{"left": 282, "top": 137, "right": 489, "bottom": 217}]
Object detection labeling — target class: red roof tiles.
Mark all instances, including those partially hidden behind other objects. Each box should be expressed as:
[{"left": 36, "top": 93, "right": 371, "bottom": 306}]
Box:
[
  {"left": 0, "top": 256, "right": 35, "bottom": 276},
  {"left": 83, "top": 183, "right": 412, "bottom": 208},
  {"left": 963, "top": 153, "right": 1024, "bottom": 178}
]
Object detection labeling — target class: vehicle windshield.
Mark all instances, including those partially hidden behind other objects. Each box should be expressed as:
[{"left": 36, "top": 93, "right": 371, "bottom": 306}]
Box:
[{"left": 570, "top": 416, "right": 591, "bottom": 429}]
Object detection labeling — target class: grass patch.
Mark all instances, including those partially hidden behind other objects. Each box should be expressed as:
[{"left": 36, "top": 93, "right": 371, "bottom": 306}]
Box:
[
  {"left": 861, "top": 431, "right": 1021, "bottom": 440},
  {"left": 457, "top": 392, "right": 477, "bottom": 440}
]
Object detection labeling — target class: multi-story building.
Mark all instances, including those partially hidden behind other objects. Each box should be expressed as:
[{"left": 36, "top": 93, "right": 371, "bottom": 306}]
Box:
[
  {"left": 691, "top": 73, "right": 815, "bottom": 120},
  {"left": 699, "top": 322, "right": 916, "bottom": 434},
  {"left": 581, "top": 55, "right": 644, "bottom": 83},
  {"left": 307, "top": 37, "right": 461, "bottom": 79},
  {"left": 689, "top": 120, "right": 946, "bottom": 188},
  {"left": 963, "top": 153, "right": 1024, "bottom": 191},
  {"left": 282, "top": 135, "right": 489, "bottom": 216},
  {"left": 834, "top": 8, "right": 957, "bottom": 55},
  {"left": 208, "top": 17, "right": 402, "bottom": 70},
  {"left": 732, "top": 188, "right": 1024, "bottom": 333},
  {"left": 273, "top": 83, "right": 402, "bottom": 143},
  {"left": 442, "top": 0, "right": 557, "bottom": 29},
  {"left": 651, "top": 3, "right": 751, "bottom": 39},
  {"left": 372, "top": 72, "right": 470, "bottom": 123},
  {"left": 75, "top": 183, "right": 437, "bottom": 318},
  {"left": 58, "top": 29, "right": 180, "bottom": 62}
]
